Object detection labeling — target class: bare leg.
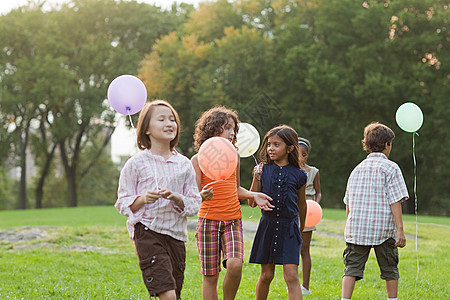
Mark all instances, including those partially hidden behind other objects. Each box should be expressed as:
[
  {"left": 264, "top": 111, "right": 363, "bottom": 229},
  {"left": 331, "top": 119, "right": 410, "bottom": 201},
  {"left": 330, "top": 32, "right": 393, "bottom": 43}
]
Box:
[
  {"left": 283, "top": 264, "right": 302, "bottom": 300},
  {"left": 300, "top": 231, "right": 312, "bottom": 290},
  {"left": 385, "top": 279, "right": 398, "bottom": 298},
  {"left": 256, "top": 263, "right": 275, "bottom": 300},
  {"left": 342, "top": 275, "right": 356, "bottom": 299},
  {"left": 223, "top": 258, "right": 243, "bottom": 300},
  {"left": 158, "top": 290, "right": 177, "bottom": 300},
  {"left": 202, "top": 274, "right": 219, "bottom": 300}
]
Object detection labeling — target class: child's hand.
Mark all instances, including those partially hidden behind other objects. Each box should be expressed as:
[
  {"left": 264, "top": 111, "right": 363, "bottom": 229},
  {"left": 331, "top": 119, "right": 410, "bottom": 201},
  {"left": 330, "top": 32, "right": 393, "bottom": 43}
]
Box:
[
  {"left": 253, "top": 192, "right": 274, "bottom": 211},
  {"left": 395, "top": 229, "right": 406, "bottom": 248},
  {"left": 253, "top": 163, "right": 263, "bottom": 181},
  {"left": 159, "top": 187, "right": 184, "bottom": 209},
  {"left": 141, "top": 190, "right": 161, "bottom": 204},
  {"left": 159, "top": 188, "right": 182, "bottom": 203},
  {"left": 200, "top": 186, "right": 213, "bottom": 201}
]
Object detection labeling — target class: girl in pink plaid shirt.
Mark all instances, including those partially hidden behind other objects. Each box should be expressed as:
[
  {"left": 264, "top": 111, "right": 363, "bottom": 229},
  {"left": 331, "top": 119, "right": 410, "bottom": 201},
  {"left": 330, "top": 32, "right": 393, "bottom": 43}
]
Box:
[{"left": 115, "top": 100, "right": 202, "bottom": 300}]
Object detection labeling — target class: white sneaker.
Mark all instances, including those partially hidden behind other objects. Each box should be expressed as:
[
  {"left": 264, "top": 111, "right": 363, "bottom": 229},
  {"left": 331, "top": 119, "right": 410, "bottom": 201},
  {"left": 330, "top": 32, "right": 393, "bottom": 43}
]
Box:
[{"left": 301, "top": 285, "right": 311, "bottom": 296}]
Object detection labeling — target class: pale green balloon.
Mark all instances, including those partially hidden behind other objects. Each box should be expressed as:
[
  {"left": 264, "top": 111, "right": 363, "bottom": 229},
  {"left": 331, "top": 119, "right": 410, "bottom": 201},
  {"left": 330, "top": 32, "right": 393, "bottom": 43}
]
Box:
[
  {"left": 236, "top": 123, "right": 260, "bottom": 158},
  {"left": 395, "top": 102, "right": 423, "bottom": 133}
]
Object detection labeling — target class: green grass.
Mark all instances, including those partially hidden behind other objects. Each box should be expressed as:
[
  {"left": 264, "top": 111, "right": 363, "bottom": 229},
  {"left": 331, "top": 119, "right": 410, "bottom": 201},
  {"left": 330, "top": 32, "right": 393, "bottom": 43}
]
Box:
[{"left": 0, "top": 206, "right": 449, "bottom": 299}]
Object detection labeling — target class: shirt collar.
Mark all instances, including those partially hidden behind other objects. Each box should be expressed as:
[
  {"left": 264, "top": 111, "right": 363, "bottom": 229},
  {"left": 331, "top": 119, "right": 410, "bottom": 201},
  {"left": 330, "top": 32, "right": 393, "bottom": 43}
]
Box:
[
  {"left": 367, "top": 152, "right": 388, "bottom": 159},
  {"left": 145, "top": 148, "right": 179, "bottom": 162}
]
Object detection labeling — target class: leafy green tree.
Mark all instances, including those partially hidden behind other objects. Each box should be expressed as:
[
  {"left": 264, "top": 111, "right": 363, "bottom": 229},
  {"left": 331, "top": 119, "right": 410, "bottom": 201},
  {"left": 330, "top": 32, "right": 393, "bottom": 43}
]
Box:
[
  {"left": 0, "top": 0, "right": 181, "bottom": 208},
  {"left": 268, "top": 0, "right": 449, "bottom": 213},
  {"left": 0, "top": 8, "right": 49, "bottom": 209}
]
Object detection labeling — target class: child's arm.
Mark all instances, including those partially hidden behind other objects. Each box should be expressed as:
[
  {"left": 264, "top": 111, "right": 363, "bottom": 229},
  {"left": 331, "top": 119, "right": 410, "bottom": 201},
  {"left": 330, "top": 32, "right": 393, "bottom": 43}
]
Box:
[
  {"left": 297, "top": 185, "right": 307, "bottom": 232},
  {"left": 313, "top": 171, "right": 322, "bottom": 204},
  {"left": 236, "top": 159, "right": 274, "bottom": 211},
  {"left": 248, "top": 165, "right": 262, "bottom": 207},
  {"left": 390, "top": 199, "right": 407, "bottom": 248},
  {"left": 130, "top": 191, "right": 160, "bottom": 213},
  {"left": 191, "top": 154, "right": 213, "bottom": 201}
]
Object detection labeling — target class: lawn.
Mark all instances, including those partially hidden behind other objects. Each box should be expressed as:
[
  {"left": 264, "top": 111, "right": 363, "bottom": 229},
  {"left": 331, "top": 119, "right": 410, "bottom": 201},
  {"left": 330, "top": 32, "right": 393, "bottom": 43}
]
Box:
[{"left": 0, "top": 206, "right": 449, "bottom": 299}]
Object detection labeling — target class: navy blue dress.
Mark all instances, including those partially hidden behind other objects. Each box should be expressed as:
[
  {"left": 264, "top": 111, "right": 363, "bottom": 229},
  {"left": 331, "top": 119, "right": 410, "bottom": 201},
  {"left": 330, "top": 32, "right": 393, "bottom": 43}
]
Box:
[{"left": 249, "top": 162, "right": 307, "bottom": 265}]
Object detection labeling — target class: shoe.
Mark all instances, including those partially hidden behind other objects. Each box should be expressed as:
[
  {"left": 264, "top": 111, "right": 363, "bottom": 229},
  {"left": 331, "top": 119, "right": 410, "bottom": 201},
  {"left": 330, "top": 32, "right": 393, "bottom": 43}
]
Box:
[{"left": 301, "top": 285, "right": 311, "bottom": 296}]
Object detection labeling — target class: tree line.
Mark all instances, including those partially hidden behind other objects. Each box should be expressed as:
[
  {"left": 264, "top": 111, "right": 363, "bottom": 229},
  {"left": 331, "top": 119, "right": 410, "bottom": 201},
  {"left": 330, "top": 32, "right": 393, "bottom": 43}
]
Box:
[{"left": 0, "top": 0, "right": 448, "bottom": 215}]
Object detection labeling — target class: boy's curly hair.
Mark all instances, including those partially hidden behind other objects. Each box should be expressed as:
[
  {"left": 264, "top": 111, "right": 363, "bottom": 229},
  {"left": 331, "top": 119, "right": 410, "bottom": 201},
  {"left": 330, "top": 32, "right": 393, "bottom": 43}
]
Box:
[
  {"left": 193, "top": 105, "right": 239, "bottom": 152},
  {"left": 362, "top": 122, "right": 395, "bottom": 153}
]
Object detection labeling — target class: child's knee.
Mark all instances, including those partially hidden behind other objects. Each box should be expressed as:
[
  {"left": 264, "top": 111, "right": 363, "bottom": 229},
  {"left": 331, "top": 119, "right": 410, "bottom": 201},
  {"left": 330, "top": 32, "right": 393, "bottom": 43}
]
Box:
[
  {"left": 258, "top": 269, "right": 274, "bottom": 283},
  {"left": 283, "top": 269, "right": 300, "bottom": 286}
]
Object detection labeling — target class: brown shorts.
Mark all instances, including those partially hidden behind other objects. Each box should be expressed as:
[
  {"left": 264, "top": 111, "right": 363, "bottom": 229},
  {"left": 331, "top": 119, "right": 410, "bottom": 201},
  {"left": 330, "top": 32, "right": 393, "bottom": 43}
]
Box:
[
  {"left": 134, "top": 223, "right": 186, "bottom": 299},
  {"left": 343, "top": 238, "right": 399, "bottom": 281}
]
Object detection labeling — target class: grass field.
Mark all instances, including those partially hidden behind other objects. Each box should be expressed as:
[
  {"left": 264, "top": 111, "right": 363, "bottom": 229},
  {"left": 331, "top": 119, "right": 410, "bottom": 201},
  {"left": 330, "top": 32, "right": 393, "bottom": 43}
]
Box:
[{"left": 0, "top": 206, "right": 449, "bottom": 299}]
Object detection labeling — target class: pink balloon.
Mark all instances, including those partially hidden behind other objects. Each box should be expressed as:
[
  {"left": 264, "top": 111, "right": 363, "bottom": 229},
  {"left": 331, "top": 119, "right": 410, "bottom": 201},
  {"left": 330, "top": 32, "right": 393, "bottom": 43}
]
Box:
[
  {"left": 107, "top": 75, "right": 147, "bottom": 115},
  {"left": 305, "top": 200, "right": 322, "bottom": 227},
  {"left": 198, "top": 137, "right": 238, "bottom": 180}
]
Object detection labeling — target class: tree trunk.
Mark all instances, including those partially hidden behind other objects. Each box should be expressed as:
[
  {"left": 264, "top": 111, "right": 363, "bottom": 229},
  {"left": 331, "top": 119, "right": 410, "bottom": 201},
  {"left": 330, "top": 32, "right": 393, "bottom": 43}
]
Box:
[
  {"left": 17, "top": 125, "right": 30, "bottom": 210},
  {"left": 66, "top": 166, "right": 77, "bottom": 207},
  {"left": 59, "top": 140, "right": 79, "bottom": 207},
  {"left": 35, "top": 143, "right": 57, "bottom": 209}
]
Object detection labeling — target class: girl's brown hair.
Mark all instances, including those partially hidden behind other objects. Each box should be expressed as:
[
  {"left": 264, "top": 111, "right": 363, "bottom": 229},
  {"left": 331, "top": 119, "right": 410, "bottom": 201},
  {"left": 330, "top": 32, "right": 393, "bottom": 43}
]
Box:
[
  {"left": 193, "top": 105, "right": 239, "bottom": 152},
  {"left": 136, "top": 100, "right": 181, "bottom": 151},
  {"left": 258, "top": 125, "right": 302, "bottom": 168},
  {"left": 298, "top": 137, "right": 311, "bottom": 154},
  {"left": 361, "top": 122, "right": 395, "bottom": 153}
]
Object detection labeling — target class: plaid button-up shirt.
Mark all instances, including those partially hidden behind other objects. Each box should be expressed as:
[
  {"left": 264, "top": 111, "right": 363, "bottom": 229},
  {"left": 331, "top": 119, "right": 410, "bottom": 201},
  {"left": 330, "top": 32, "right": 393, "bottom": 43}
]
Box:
[
  {"left": 343, "top": 153, "right": 408, "bottom": 245},
  {"left": 115, "top": 149, "right": 201, "bottom": 242}
]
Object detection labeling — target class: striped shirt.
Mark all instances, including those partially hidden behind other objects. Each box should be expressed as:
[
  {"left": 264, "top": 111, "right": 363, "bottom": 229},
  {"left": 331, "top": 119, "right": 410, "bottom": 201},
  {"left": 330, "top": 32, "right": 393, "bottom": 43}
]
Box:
[
  {"left": 343, "top": 152, "right": 408, "bottom": 245},
  {"left": 115, "top": 149, "right": 202, "bottom": 242}
]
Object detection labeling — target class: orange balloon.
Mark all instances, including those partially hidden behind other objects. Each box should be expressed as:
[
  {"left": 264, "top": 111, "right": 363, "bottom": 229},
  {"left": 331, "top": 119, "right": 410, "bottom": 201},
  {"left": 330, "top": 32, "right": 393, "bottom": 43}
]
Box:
[
  {"left": 198, "top": 137, "right": 238, "bottom": 180},
  {"left": 305, "top": 200, "right": 322, "bottom": 227}
]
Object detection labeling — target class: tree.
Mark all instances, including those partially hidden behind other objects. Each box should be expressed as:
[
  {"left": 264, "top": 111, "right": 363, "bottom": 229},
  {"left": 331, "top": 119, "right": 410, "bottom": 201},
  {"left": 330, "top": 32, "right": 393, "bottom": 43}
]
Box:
[
  {"left": 0, "top": 8, "right": 49, "bottom": 209},
  {"left": 0, "top": 0, "right": 181, "bottom": 208}
]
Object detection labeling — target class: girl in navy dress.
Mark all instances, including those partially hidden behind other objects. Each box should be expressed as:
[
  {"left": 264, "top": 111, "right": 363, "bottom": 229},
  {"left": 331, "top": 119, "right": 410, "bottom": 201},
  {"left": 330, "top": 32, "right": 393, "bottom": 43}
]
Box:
[{"left": 248, "top": 125, "right": 307, "bottom": 300}]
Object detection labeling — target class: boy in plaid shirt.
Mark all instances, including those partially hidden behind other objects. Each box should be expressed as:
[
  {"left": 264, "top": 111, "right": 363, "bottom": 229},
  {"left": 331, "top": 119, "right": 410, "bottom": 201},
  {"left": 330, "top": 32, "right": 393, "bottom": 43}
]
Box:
[{"left": 341, "top": 122, "right": 409, "bottom": 300}]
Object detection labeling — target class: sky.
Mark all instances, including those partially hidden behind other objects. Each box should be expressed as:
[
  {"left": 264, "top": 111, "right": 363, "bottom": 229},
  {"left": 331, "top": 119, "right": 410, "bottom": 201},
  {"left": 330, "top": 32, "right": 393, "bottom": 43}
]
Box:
[
  {"left": 0, "top": 0, "right": 202, "bottom": 15},
  {"left": 1, "top": 0, "right": 203, "bottom": 161}
]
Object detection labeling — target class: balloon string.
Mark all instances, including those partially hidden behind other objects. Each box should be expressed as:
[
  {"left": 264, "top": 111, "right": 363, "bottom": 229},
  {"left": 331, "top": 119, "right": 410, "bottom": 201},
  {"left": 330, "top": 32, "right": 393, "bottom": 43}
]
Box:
[
  {"left": 251, "top": 154, "right": 258, "bottom": 166},
  {"left": 203, "top": 180, "right": 228, "bottom": 189},
  {"left": 186, "top": 208, "right": 210, "bottom": 249},
  {"left": 127, "top": 109, "right": 137, "bottom": 137},
  {"left": 250, "top": 153, "right": 260, "bottom": 219},
  {"left": 413, "top": 132, "right": 419, "bottom": 297}
]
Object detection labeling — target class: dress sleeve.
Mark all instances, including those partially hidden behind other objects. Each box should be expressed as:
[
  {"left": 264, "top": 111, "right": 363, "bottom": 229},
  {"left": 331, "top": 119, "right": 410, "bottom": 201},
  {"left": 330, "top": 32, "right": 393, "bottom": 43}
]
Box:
[
  {"left": 114, "top": 158, "right": 144, "bottom": 219},
  {"left": 297, "top": 169, "right": 307, "bottom": 190}
]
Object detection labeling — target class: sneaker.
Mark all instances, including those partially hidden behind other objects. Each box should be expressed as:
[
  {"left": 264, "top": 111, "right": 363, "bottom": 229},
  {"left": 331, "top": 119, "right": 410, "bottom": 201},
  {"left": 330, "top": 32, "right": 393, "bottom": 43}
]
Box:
[{"left": 301, "top": 285, "right": 311, "bottom": 296}]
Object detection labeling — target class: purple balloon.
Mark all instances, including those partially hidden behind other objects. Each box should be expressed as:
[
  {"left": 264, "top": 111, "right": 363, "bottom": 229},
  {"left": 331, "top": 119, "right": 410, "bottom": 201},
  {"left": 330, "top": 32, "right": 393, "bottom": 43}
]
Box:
[{"left": 107, "top": 75, "right": 147, "bottom": 115}]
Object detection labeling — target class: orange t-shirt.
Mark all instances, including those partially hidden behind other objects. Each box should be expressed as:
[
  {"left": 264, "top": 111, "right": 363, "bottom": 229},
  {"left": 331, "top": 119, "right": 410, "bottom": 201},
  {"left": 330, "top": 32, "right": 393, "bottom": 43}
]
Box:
[{"left": 198, "top": 169, "right": 242, "bottom": 221}]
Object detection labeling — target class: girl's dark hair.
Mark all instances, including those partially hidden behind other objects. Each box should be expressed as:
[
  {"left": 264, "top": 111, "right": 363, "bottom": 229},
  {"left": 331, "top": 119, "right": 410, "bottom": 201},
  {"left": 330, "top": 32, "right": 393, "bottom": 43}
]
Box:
[
  {"left": 298, "top": 137, "right": 311, "bottom": 154},
  {"left": 193, "top": 105, "right": 239, "bottom": 152},
  {"left": 361, "top": 122, "right": 395, "bottom": 153},
  {"left": 136, "top": 100, "right": 180, "bottom": 151},
  {"left": 258, "top": 125, "right": 301, "bottom": 168}
]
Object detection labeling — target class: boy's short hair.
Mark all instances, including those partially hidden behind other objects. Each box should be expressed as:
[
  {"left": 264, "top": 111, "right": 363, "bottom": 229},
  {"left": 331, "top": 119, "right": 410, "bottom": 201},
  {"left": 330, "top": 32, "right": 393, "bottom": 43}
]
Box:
[{"left": 361, "top": 122, "right": 395, "bottom": 153}]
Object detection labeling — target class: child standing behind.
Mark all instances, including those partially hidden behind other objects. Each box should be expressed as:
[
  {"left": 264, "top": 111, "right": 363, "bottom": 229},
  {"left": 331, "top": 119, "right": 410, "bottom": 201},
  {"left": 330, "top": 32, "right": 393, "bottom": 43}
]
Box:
[
  {"left": 341, "top": 122, "right": 408, "bottom": 300},
  {"left": 298, "top": 137, "right": 322, "bottom": 296},
  {"left": 115, "top": 100, "right": 202, "bottom": 300},
  {"left": 191, "top": 105, "right": 273, "bottom": 300},
  {"left": 249, "top": 125, "right": 307, "bottom": 300}
]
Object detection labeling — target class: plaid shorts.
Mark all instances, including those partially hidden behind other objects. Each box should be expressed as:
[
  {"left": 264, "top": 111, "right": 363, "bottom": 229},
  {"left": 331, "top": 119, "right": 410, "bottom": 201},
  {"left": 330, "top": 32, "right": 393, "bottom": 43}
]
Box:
[{"left": 196, "top": 218, "right": 244, "bottom": 276}]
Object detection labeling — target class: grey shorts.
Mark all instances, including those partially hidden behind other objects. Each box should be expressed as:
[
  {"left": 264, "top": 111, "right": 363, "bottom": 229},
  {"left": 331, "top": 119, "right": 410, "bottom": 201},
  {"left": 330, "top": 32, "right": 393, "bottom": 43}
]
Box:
[
  {"left": 343, "top": 238, "right": 399, "bottom": 281},
  {"left": 134, "top": 223, "right": 186, "bottom": 299}
]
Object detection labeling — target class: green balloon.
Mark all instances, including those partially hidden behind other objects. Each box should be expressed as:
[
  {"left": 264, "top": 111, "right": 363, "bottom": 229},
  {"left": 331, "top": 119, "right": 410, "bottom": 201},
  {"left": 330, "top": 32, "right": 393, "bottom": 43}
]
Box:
[{"left": 395, "top": 102, "right": 423, "bottom": 133}]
